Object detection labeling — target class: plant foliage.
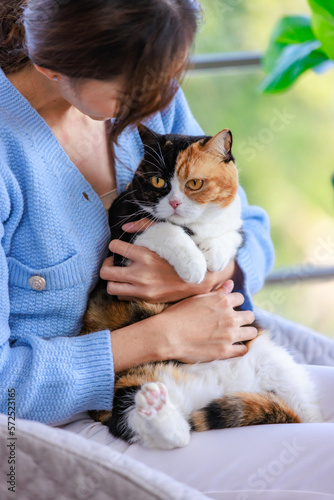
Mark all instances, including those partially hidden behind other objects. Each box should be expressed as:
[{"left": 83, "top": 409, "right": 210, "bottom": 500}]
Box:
[{"left": 259, "top": 0, "right": 334, "bottom": 93}]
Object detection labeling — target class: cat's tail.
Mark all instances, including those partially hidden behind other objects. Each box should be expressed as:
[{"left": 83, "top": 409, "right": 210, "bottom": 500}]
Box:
[{"left": 190, "top": 392, "right": 300, "bottom": 431}]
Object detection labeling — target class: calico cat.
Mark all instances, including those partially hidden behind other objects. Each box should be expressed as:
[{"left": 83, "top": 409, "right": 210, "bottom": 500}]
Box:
[{"left": 81, "top": 125, "right": 322, "bottom": 449}]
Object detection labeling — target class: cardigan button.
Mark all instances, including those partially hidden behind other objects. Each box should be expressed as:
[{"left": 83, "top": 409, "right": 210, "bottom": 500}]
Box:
[{"left": 29, "top": 276, "right": 46, "bottom": 291}]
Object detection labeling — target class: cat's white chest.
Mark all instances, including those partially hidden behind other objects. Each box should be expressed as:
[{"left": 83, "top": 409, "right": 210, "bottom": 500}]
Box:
[{"left": 134, "top": 195, "right": 243, "bottom": 283}]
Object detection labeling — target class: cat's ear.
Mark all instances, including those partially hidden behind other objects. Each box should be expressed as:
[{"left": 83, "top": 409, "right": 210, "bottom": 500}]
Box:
[
  {"left": 138, "top": 124, "right": 161, "bottom": 148},
  {"left": 205, "top": 129, "right": 233, "bottom": 161}
]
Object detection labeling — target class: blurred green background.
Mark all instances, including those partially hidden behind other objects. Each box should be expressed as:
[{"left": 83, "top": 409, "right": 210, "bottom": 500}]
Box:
[{"left": 182, "top": 0, "right": 334, "bottom": 337}]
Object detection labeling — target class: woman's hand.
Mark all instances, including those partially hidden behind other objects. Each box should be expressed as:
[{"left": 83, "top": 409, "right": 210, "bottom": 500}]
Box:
[
  {"left": 159, "top": 283, "right": 257, "bottom": 362},
  {"left": 100, "top": 219, "right": 240, "bottom": 302},
  {"left": 110, "top": 281, "right": 257, "bottom": 371}
]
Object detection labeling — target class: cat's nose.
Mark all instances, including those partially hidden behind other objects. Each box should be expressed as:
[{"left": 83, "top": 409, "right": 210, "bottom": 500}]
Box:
[{"left": 169, "top": 199, "right": 181, "bottom": 209}]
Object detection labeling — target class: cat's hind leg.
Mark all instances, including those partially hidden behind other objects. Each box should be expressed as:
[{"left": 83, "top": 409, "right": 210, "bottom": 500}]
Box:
[
  {"left": 129, "top": 382, "right": 191, "bottom": 449},
  {"left": 262, "top": 359, "right": 324, "bottom": 423},
  {"left": 251, "top": 335, "right": 324, "bottom": 423}
]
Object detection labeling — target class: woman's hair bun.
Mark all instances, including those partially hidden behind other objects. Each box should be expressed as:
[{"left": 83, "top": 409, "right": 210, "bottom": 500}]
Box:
[{"left": 0, "top": 1, "right": 31, "bottom": 74}]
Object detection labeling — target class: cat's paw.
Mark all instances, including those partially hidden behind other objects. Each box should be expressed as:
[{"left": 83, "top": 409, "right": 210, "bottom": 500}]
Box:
[
  {"left": 131, "top": 382, "right": 191, "bottom": 449},
  {"left": 199, "top": 244, "right": 231, "bottom": 272},
  {"left": 173, "top": 247, "right": 207, "bottom": 284},
  {"left": 134, "top": 223, "right": 207, "bottom": 284},
  {"left": 136, "top": 383, "right": 167, "bottom": 419}
]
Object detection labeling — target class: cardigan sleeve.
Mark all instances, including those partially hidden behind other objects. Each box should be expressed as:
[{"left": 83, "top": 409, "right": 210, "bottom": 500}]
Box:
[
  {"left": 0, "top": 171, "right": 115, "bottom": 424},
  {"left": 161, "top": 87, "right": 275, "bottom": 309}
]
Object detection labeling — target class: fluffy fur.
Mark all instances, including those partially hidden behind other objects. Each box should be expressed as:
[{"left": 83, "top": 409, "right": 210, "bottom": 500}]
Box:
[{"left": 81, "top": 125, "right": 323, "bottom": 449}]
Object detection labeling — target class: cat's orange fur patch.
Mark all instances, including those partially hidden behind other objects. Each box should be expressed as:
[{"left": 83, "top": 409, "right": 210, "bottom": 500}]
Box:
[
  {"left": 176, "top": 140, "right": 238, "bottom": 208},
  {"left": 115, "top": 364, "right": 158, "bottom": 390},
  {"left": 115, "top": 362, "right": 192, "bottom": 391},
  {"left": 190, "top": 410, "right": 209, "bottom": 432},
  {"left": 234, "top": 392, "right": 301, "bottom": 425},
  {"left": 89, "top": 410, "right": 113, "bottom": 423},
  {"left": 82, "top": 293, "right": 168, "bottom": 335}
]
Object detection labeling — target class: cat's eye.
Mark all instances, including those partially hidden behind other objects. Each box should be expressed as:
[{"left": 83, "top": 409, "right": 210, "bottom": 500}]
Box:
[
  {"left": 151, "top": 177, "right": 167, "bottom": 189},
  {"left": 186, "top": 179, "right": 204, "bottom": 191}
]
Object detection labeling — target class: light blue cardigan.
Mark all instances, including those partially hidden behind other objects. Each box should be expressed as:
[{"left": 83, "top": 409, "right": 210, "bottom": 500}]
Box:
[{"left": 0, "top": 68, "right": 274, "bottom": 423}]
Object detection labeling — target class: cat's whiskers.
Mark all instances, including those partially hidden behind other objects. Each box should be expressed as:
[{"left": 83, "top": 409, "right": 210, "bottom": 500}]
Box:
[
  {"left": 141, "top": 169, "right": 165, "bottom": 177},
  {"left": 143, "top": 143, "right": 162, "bottom": 162},
  {"left": 143, "top": 163, "right": 165, "bottom": 176},
  {"left": 118, "top": 208, "right": 148, "bottom": 220},
  {"left": 139, "top": 200, "right": 156, "bottom": 207},
  {"left": 114, "top": 188, "right": 137, "bottom": 204},
  {"left": 108, "top": 208, "right": 149, "bottom": 229},
  {"left": 144, "top": 144, "right": 166, "bottom": 172},
  {"left": 156, "top": 141, "right": 167, "bottom": 171},
  {"left": 187, "top": 140, "right": 192, "bottom": 165},
  {"left": 116, "top": 215, "right": 159, "bottom": 260},
  {"left": 142, "top": 159, "right": 164, "bottom": 173},
  {"left": 144, "top": 146, "right": 165, "bottom": 165}
]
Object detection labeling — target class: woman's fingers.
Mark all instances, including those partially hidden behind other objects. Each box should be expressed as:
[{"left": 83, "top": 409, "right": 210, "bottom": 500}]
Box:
[
  {"left": 106, "top": 281, "right": 135, "bottom": 296},
  {"left": 228, "top": 343, "right": 248, "bottom": 358},
  {"left": 100, "top": 258, "right": 129, "bottom": 282},
  {"left": 239, "top": 326, "right": 258, "bottom": 341},
  {"left": 122, "top": 218, "right": 154, "bottom": 233},
  {"left": 224, "top": 291, "right": 245, "bottom": 308},
  {"left": 237, "top": 310, "right": 256, "bottom": 326},
  {"left": 109, "top": 239, "right": 136, "bottom": 258},
  {"left": 221, "top": 280, "right": 234, "bottom": 294},
  {"left": 100, "top": 256, "right": 113, "bottom": 270},
  {"left": 109, "top": 239, "right": 156, "bottom": 265}
]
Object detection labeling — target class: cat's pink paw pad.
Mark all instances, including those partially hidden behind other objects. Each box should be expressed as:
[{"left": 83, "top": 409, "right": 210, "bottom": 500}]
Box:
[{"left": 136, "top": 382, "right": 167, "bottom": 418}]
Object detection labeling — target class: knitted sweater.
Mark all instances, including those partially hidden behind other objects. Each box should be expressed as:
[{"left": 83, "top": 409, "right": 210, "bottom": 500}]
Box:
[{"left": 0, "top": 68, "right": 274, "bottom": 423}]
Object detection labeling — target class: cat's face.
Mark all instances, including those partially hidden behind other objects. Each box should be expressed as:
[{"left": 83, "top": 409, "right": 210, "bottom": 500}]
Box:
[{"left": 130, "top": 125, "right": 239, "bottom": 225}]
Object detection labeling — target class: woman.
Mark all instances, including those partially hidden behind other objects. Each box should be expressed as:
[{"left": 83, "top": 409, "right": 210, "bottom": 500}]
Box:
[{"left": 0, "top": 1, "right": 333, "bottom": 498}]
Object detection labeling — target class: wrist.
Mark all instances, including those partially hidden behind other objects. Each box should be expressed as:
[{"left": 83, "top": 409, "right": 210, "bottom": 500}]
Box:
[{"left": 110, "top": 313, "right": 168, "bottom": 372}]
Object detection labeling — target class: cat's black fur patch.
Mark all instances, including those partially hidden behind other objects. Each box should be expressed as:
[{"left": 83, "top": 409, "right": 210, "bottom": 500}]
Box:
[
  {"left": 170, "top": 222, "right": 195, "bottom": 237},
  {"left": 104, "top": 386, "right": 140, "bottom": 442},
  {"left": 190, "top": 398, "right": 243, "bottom": 431}
]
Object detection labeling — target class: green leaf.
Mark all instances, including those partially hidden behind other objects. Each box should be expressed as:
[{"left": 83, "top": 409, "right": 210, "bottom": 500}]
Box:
[
  {"left": 258, "top": 40, "right": 328, "bottom": 93},
  {"left": 308, "top": 0, "right": 334, "bottom": 60},
  {"left": 273, "top": 15, "right": 315, "bottom": 44},
  {"left": 308, "top": 0, "right": 334, "bottom": 18},
  {"left": 263, "top": 16, "right": 315, "bottom": 73}
]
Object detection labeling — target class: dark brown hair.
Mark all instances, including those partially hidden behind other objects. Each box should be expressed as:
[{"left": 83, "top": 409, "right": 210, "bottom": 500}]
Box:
[{"left": 0, "top": 0, "right": 200, "bottom": 137}]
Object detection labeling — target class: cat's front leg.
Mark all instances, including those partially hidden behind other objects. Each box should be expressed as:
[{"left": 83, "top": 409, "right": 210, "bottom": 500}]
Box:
[
  {"left": 134, "top": 222, "right": 207, "bottom": 284},
  {"left": 198, "top": 231, "right": 243, "bottom": 272}
]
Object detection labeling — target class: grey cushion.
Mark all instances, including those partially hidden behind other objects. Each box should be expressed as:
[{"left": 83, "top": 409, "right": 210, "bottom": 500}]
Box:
[
  {"left": 0, "top": 414, "right": 210, "bottom": 500},
  {"left": 255, "top": 308, "right": 334, "bottom": 366}
]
